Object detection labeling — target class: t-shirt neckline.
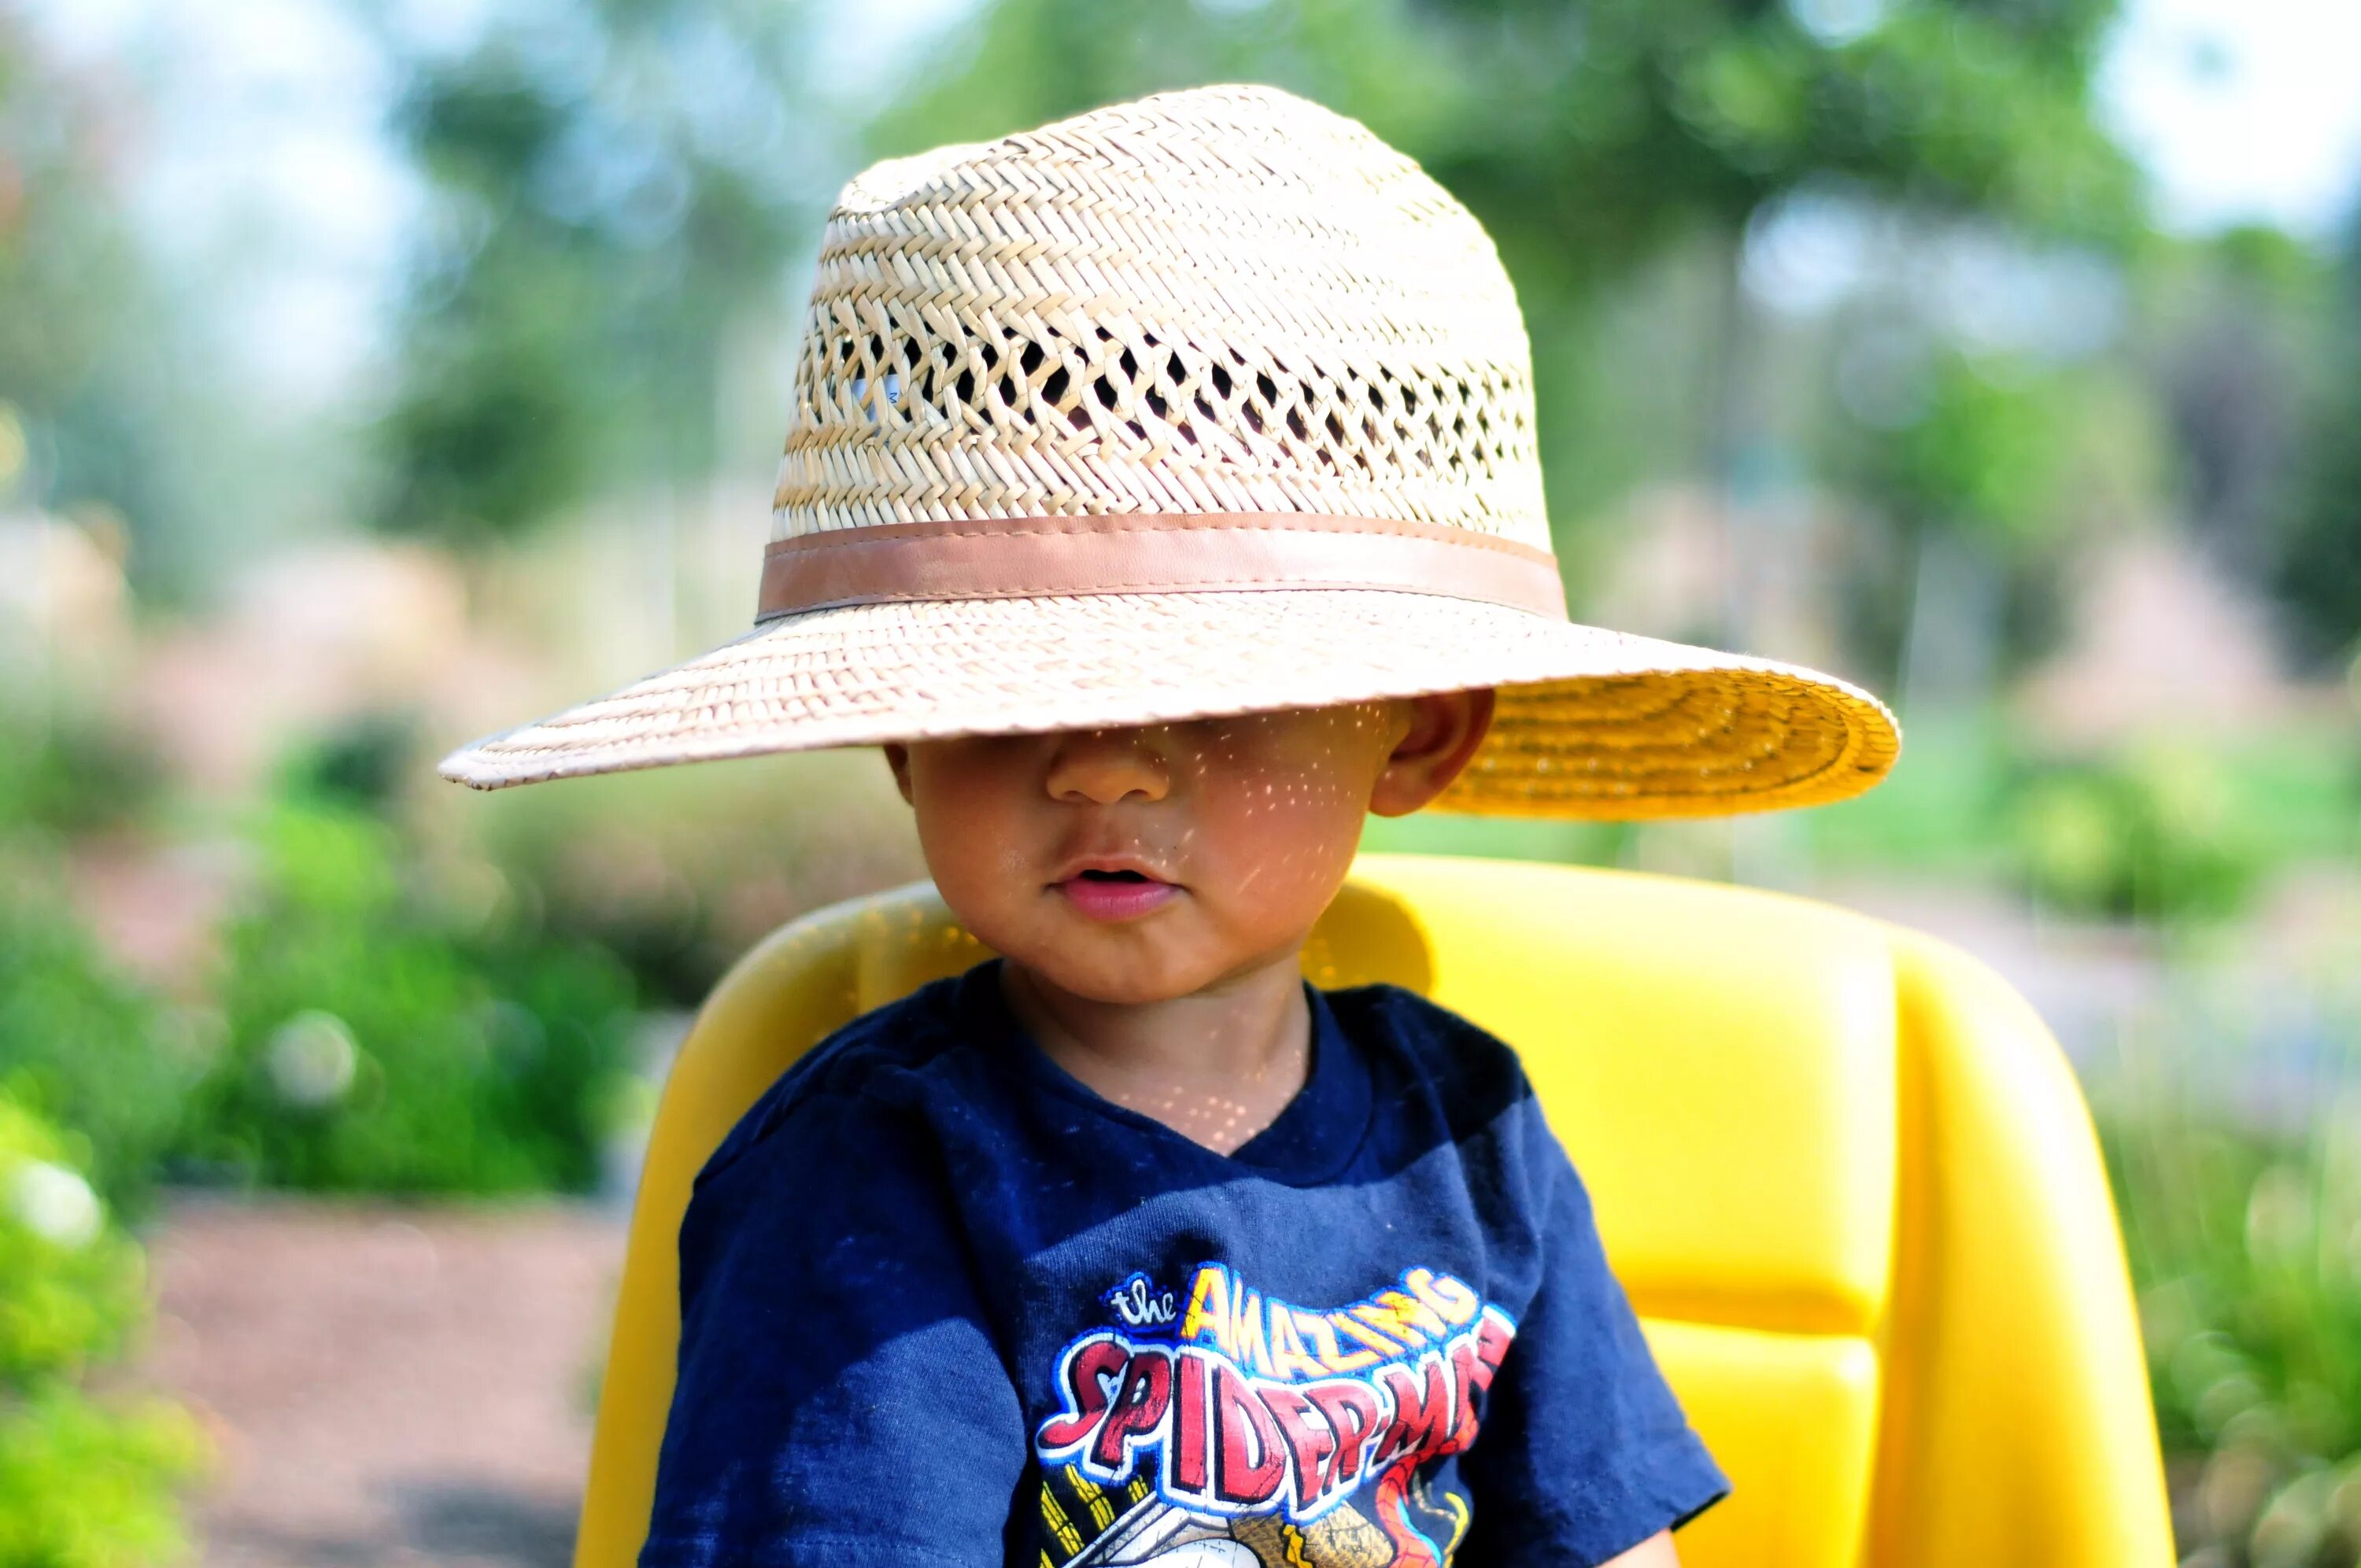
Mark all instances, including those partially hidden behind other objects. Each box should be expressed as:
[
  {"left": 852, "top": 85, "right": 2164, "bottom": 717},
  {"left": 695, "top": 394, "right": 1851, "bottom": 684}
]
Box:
[{"left": 953, "top": 958, "right": 1373, "bottom": 1186}]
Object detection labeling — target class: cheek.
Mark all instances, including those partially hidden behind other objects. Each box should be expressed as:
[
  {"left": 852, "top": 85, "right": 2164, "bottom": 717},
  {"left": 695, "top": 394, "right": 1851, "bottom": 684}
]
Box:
[
  {"left": 1190, "top": 766, "right": 1369, "bottom": 917},
  {"left": 909, "top": 763, "right": 1033, "bottom": 898}
]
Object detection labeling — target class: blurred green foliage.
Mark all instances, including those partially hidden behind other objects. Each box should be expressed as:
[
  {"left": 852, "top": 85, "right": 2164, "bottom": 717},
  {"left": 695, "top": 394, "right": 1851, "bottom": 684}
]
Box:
[
  {"left": 0, "top": 1094, "right": 203, "bottom": 1568},
  {"left": 0, "top": 12, "right": 282, "bottom": 600},
  {"left": 2101, "top": 1022, "right": 2361, "bottom": 1565},
  {"left": 899, "top": 0, "right": 2137, "bottom": 253},
  {"left": 0, "top": 1098, "right": 144, "bottom": 1384},
  {"left": 0, "top": 1391, "right": 202, "bottom": 1568},
  {"left": 2276, "top": 220, "right": 2361, "bottom": 668},
  {"left": 466, "top": 746, "right": 920, "bottom": 1009},
  {"left": 179, "top": 802, "right": 639, "bottom": 1195},
  {"left": 1828, "top": 353, "right": 2103, "bottom": 685},
  {"left": 0, "top": 704, "right": 185, "bottom": 1214},
  {"left": 892, "top": 0, "right": 2141, "bottom": 563},
  {"left": 1379, "top": 713, "right": 2360, "bottom": 933},
  {"left": 370, "top": 0, "right": 816, "bottom": 542},
  {"left": 0, "top": 874, "right": 197, "bottom": 1218},
  {"left": 368, "top": 0, "right": 2141, "bottom": 548},
  {"left": 0, "top": 707, "right": 165, "bottom": 840},
  {"left": 2007, "top": 737, "right": 2359, "bottom": 924},
  {"left": 0, "top": 17, "right": 157, "bottom": 509},
  {"left": 0, "top": 692, "right": 649, "bottom": 1205},
  {"left": 1804, "top": 709, "right": 2018, "bottom": 874},
  {"left": 1840, "top": 353, "right": 2076, "bottom": 542},
  {"left": 2012, "top": 749, "right": 2268, "bottom": 924}
]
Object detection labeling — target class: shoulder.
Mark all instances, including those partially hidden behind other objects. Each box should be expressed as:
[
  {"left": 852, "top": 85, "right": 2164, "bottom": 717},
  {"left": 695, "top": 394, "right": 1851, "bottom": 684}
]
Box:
[
  {"left": 1323, "top": 983, "right": 1532, "bottom": 1110},
  {"left": 1321, "top": 982, "right": 1570, "bottom": 1203},
  {"left": 693, "top": 967, "right": 992, "bottom": 1193},
  {"left": 674, "top": 971, "right": 1003, "bottom": 1306}
]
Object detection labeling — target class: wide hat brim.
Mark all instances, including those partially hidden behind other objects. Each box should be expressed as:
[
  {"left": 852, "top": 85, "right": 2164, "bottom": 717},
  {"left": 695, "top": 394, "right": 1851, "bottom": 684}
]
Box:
[{"left": 436, "top": 588, "right": 1899, "bottom": 819}]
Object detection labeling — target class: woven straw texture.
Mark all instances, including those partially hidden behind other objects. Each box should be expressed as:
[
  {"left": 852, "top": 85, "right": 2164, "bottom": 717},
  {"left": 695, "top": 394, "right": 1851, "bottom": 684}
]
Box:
[
  {"left": 776, "top": 85, "right": 1543, "bottom": 543},
  {"left": 439, "top": 84, "right": 1900, "bottom": 817}
]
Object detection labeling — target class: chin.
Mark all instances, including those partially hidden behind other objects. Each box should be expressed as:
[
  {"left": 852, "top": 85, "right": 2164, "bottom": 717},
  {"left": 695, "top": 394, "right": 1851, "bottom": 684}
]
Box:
[{"left": 1017, "top": 943, "right": 1214, "bottom": 1006}]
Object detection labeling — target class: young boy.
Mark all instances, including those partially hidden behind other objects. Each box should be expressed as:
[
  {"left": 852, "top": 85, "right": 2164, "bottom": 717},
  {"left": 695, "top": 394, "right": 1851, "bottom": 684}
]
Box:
[{"left": 441, "top": 85, "right": 1898, "bottom": 1568}]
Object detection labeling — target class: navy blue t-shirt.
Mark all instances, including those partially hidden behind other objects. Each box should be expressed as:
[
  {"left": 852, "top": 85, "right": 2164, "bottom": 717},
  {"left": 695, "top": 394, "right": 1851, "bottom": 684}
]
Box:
[{"left": 642, "top": 961, "right": 1728, "bottom": 1568}]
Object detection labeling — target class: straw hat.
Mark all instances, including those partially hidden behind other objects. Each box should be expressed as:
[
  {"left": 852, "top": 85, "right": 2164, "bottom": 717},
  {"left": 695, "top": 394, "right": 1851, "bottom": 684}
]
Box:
[{"left": 438, "top": 84, "right": 1898, "bottom": 818}]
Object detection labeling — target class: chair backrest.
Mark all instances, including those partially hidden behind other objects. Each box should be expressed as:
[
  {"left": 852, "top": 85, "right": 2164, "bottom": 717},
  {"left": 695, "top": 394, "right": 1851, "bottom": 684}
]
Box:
[{"left": 575, "top": 853, "right": 2172, "bottom": 1568}]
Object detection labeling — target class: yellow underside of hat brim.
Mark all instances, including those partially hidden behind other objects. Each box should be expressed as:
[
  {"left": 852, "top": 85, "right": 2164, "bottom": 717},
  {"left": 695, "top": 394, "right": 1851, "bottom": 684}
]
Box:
[{"left": 435, "top": 591, "right": 1900, "bottom": 821}]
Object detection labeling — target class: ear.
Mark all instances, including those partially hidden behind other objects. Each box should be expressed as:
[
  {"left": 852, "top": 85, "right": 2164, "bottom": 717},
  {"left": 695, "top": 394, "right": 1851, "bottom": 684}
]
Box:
[
  {"left": 882, "top": 743, "right": 915, "bottom": 805},
  {"left": 1369, "top": 689, "right": 1495, "bottom": 817}
]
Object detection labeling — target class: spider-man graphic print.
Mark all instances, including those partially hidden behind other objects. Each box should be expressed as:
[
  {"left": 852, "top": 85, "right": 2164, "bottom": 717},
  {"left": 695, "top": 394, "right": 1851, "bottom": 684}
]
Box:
[{"left": 1034, "top": 1265, "right": 1512, "bottom": 1566}]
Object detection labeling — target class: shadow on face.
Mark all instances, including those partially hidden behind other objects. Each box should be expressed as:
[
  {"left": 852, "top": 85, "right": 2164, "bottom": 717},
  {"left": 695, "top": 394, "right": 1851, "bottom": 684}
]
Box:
[{"left": 881, "top": 692, "right": 1492, "bottom": 1004}]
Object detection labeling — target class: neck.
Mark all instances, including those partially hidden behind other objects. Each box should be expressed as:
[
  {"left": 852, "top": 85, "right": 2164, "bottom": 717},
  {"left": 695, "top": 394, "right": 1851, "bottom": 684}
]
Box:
[{"left": 1000, "top": 951, "right": 1312, "bottom": 1157}]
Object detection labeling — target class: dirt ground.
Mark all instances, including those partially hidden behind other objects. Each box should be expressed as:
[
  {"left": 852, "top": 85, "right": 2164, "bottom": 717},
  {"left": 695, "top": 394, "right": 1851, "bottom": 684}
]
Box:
[{"left": 142, "top": 1198, "right": 628, "bottom": 1568}]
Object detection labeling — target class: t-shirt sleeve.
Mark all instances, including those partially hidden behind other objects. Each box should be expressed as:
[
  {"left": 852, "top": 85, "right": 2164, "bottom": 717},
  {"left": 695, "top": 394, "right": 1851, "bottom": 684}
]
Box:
[
  {"left": 1458, "top": 1099, "right": 1731, "bottom": 1566},
  {"left": 638, "top": 1078, "right": 1027, "bottom": 1568}
]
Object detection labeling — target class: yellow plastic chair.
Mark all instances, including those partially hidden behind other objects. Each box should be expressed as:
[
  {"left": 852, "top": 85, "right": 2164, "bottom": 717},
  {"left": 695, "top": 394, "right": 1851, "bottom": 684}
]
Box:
[{"left": 577, "top": 853, "right": 2173, "bottom": 1568}]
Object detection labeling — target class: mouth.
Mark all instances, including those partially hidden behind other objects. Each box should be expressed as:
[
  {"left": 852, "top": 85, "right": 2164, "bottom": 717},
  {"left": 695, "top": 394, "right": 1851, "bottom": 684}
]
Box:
[{"left": 1051, "top": 858, "right": 1183, "bottom": 922}]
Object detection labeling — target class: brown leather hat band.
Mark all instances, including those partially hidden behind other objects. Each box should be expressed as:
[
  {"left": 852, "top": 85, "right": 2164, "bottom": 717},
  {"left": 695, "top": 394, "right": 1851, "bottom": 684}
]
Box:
[{"left": 756, "top": 512, "right": 1568, "bottom": 622}]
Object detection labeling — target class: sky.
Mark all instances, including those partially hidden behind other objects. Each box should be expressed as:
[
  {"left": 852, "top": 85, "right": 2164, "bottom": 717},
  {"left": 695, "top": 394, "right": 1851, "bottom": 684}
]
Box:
[
  {"left": 19, "top": 0, "right": 2361, "bottom": 416},
  {"left": 2099, "top": 0, "right": 2361, "bottom": 241}
]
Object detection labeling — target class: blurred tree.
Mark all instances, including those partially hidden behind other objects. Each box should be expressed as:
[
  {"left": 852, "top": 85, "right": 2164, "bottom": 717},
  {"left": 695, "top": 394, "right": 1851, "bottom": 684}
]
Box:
[
  {"left": 2150, "top": 228, "right": 2319, "bottom": 584},
  {"left": 2275, "top": 212, "right": 2361, "bottom": 669},
  {"left": 887, "top": 0, "right": 2141, "bottom": 524},
  {"left": 365, "top": 0, "right": 826, "bottom": 544},
  {"left": 1845, "top": 352, "right": 2073, "bottom": 545},
  {"left": 896, "top": 0, "right": 2137, "bottom": 253},
  {"left": 0, "top": 16, "right": 186, "bottom": 592},
  {"left": 0, "top": 21, "right": 137, "bottom": 444},
  {"left": 1827, "top": 345, "right": 2095, "bottom": 692},
  {"left": 368, "top": 0, "right": 2143, "bottom": 550}
]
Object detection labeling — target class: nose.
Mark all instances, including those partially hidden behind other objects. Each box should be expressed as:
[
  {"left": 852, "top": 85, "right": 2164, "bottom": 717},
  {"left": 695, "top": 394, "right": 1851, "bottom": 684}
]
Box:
[{"left": 1044, "top": 728, "right": 1171, "bottom": 806}]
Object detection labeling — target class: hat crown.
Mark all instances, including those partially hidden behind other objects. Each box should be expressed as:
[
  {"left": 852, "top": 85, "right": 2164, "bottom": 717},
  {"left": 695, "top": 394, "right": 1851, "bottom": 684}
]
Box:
[{"left": 773, "top": 84, "right": 1549, "bottom": 553}]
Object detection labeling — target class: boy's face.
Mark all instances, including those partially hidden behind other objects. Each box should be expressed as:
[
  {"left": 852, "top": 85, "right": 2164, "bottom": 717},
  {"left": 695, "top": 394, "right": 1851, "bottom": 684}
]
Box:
[{"left": 885, "top": 695, "right": 1493, "bottom": 1005}]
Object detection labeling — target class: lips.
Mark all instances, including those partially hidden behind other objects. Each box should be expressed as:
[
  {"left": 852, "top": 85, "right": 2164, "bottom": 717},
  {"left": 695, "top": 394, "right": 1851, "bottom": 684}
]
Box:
[{"left": 1051, "top": 858, "right": 1183, "bottom": 922}]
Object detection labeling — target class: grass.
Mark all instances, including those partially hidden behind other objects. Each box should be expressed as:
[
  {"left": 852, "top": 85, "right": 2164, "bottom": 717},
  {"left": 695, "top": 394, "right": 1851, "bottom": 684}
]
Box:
[{"left": 2095, "top": 954, "right": 2361, "bottom": 1566}]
